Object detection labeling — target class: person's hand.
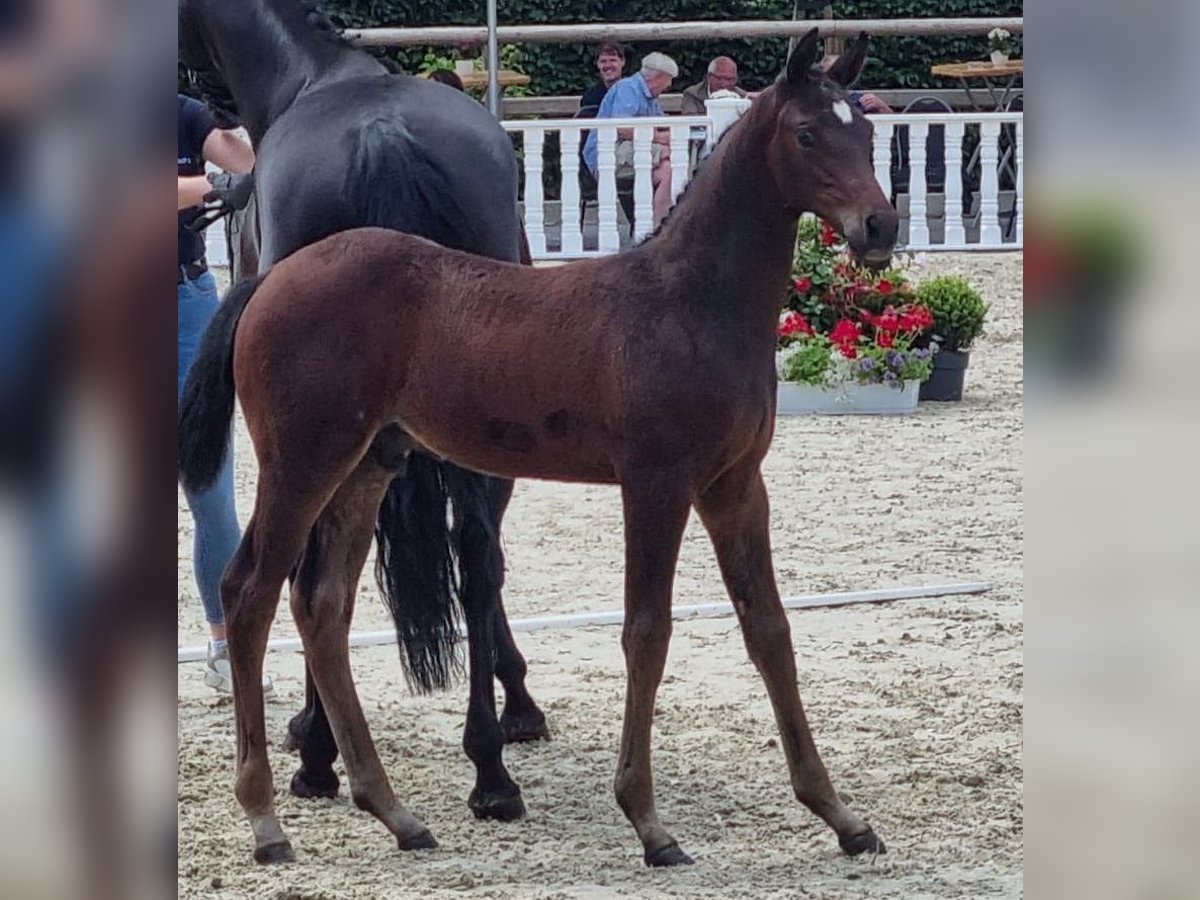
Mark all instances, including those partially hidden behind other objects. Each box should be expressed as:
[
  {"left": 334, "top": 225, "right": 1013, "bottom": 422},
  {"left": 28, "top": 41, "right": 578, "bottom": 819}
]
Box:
[
  {"left": 858, "top": 92, "right": 892, "bottom": 115},
  {"left": 204, "top": 171, "right": 254, "bottom": 211}
]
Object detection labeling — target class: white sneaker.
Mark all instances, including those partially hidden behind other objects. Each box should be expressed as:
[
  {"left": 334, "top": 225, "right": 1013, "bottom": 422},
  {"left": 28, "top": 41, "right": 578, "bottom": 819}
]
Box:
[{"left": 204, "top": 641, "right": 275, "bottom": 696}]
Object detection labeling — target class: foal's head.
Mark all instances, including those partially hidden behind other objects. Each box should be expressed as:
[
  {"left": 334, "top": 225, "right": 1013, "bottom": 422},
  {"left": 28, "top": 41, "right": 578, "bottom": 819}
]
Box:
[{"left": 764, "top": 30, "right": 898, "bottom": 265}]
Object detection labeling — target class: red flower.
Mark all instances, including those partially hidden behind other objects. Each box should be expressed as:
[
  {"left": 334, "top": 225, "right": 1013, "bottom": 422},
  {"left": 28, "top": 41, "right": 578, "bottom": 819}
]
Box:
[
  {"left": 830, "top": 319, "right": 860, "bottom": 358},
  {"left": 877, "top": 330, "right": 895, "bottom": 348},
  {"left": 793, "top": 276, "right": 813, "bottom": 294},
  {"left": 877, "top": 310, "right": 900, "bottom": 334},
  {"left": 859, "top": 309, "right": 876, "bottom": 326},
  {"left": 778, "top": 311, "right": 813, "bottom": 338},
  {"left": 820, "top": 222, "right": 839, "bottom": 247},
  {"left": 877, "top": 279, "right": 895, "bottom": 295}
]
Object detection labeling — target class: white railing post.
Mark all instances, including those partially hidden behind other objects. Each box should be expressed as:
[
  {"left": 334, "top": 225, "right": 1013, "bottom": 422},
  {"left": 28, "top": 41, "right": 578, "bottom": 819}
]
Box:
[
  {"left": 1014, "top": 118, "right": 1023, "bottom": 244},
  {"left": 944, "top": 119, "right": 966, "bottom": 247},
  {"left": 559, "top": 124, "right": 583, "bottom": 255},
  {"left": 522, "top": 127, "right": 546, "bottom": 257},
  {"left": 632, "top": 124, "right": 654, "bottom": 241},
  {"left": 669, "top": 122, "right": 690, "bottom": 205},
  {"left": 704, "top": 96, "right": 751, "bottom": 148},
  {"left": 596, "top": 124, "right": 620, "bottom": 253},
  {"left": 907, "top": 120, "right": 930, "bottom": 247},
  {"left": 978, "top": 119, "right": 1002, "bottom": 246},
  {"left": 872, "top": 119, "right": 893, "bottom": 203}
]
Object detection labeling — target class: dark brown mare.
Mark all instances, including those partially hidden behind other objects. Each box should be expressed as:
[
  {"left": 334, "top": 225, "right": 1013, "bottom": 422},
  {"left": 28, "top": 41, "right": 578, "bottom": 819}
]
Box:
[{"left": 178, "top": 30, "right": 898, "bottom": 867}]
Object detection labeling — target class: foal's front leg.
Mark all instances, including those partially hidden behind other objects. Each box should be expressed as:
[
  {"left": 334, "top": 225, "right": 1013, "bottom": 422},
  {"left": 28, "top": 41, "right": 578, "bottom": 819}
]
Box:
[
  {"left": 615, "top": 474, "right": 694, "bottom": 866},
  {"left": 695, "top": 464, "right": 885, "bottom": 856}
]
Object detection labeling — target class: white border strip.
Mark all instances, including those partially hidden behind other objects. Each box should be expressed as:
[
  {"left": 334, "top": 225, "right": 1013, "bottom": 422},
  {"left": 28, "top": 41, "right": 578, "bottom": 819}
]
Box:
[{"left": 178, "top": 581, "right": 990, "bottom": 664}]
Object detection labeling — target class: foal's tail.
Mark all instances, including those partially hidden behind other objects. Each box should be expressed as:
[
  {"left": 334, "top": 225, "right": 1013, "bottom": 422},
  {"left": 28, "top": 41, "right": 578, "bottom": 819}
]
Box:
[
  {"left": 178, "top": 274, "right": 266, "bottom": 494},
  {"left": 374, "top": 455, "right": 467, "bottom": 694}
]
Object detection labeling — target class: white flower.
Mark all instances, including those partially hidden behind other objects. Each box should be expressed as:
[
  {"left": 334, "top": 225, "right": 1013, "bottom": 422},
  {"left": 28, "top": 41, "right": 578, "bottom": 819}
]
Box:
[{"left": 988, "top": 28, "right": 1010, "bottom": 41}]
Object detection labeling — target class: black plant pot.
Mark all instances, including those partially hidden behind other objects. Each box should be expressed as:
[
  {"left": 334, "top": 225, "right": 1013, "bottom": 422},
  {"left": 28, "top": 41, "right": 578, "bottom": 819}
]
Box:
[{"left": 920, "top": 350, "right": 969, "bottom": 401}]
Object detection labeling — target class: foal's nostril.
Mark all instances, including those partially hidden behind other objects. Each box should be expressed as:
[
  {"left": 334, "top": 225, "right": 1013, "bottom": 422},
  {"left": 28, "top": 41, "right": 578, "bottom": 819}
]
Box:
[{"left": 865, "top": 212, "right": 898, "bottom": 247}]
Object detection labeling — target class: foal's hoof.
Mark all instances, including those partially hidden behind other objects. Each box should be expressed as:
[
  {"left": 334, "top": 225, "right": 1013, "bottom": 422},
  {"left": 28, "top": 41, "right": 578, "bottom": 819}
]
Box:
[
  {"left": 468, "top": 786, "right": 526, "bottom": 822},
  {"left": 644, "top": 842, "right": 694, "bottom": 867},
  {"left": 500, "top": 709, "right": 550, "bottom": 744},
  {"left": 289, "top": 766, "right": 339, "bottom": 800},
  {"left": 254, "top": 839, "right": 296, "bottom": 865},
  {"left": 398, "top": 829, "right": 438, "bottom": 851},
  {"left": 840, "top": 828, "right": 886, "bottom": 857}
]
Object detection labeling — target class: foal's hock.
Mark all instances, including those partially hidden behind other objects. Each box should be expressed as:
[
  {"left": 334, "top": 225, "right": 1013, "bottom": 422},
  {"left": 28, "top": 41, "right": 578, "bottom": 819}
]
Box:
[{"left": 180, "top": 28, "right": 899, "bottom": 867}]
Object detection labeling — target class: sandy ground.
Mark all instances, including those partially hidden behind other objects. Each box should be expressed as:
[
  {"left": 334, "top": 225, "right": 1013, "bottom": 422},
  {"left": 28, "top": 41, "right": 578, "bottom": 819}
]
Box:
[{"left": 178, "top": 253, "right": 1022, "bottom": 899}]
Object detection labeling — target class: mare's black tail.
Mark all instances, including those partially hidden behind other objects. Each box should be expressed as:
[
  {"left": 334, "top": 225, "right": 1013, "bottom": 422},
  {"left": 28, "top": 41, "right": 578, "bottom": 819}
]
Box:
[
  {"left": 178, "top": 274, "right": 266, "bottom": 494},
  {"left": 374, "top": 455, "right": 467, "bottom": 693}
]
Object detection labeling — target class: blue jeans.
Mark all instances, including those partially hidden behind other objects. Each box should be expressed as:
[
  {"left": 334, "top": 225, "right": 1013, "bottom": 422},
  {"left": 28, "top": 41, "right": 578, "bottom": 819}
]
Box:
[{"left": 179, "top": 270, "right": 240, "bottom": 625}]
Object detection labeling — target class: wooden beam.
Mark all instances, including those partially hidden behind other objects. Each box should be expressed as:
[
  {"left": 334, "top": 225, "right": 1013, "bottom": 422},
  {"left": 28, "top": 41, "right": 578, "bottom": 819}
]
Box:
[{"left": 348, "top": 17, "right": 1024, "bottom": 48}]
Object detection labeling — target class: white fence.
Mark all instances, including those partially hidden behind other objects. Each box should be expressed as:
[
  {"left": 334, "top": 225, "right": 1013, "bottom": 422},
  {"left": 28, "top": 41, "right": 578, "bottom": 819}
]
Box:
[{"left": 205, "top": 99, "right": 1022, "bottom": 265}]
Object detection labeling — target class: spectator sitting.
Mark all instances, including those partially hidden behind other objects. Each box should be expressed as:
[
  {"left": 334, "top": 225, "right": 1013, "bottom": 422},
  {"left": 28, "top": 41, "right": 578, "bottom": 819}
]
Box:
[
  {"left": 680, "top": 56, "right": 748, "bottom": 115},
  {"left": 427, "top": 68, "right": 465, "bottom": 91},
  {"left": 582, "top": 52, "right": 679, "bottom": 227},
  {"left": 579, "top": 41, "right": 626, "bottom": 113},
  {"left": 820, "top": 54, "right": 892, "bottom": 113}
]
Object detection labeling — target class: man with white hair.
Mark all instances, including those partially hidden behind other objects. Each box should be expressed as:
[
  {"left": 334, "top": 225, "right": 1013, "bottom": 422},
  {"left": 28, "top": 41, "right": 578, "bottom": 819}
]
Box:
[
  {"left": 680, "top": 55, "right": 748, "bottom": 115},
  {"left": 582, "top": 51, "right": 679, "bottom": 226}
]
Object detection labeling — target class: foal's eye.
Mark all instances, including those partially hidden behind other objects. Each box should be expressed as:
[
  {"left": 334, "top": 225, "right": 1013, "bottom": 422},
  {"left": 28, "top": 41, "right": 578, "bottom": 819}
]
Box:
[{"left": 795, "top": 128, "right": 816, "bottom": 149}]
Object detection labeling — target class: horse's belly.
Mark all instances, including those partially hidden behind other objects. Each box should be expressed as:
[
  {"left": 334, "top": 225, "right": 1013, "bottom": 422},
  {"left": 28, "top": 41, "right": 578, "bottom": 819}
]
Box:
[{"left": 399, "top": 409, "right": 619, "bottom": 485}]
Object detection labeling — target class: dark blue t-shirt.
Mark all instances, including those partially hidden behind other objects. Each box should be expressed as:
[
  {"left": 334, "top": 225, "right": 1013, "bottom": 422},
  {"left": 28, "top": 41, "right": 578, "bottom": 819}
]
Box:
[{"left": 178, "top": 94, "right": 215, "bottom": 265}]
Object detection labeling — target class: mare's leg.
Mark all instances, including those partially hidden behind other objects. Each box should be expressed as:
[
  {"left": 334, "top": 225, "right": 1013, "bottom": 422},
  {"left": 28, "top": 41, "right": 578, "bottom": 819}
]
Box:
[
  {"left": 285, "top": 666, "right": 340, "bottom": 798},
  {"left": 614, "top": 473, "right": 694, "bottom": 866},
  {"left": 223, "top": 485, "right": 320, "bottom": 865},
  {"left": 694, "top": 463, "right": 884, "bottom": 856},
  {"left": 290, "top": 451, "right": 436, "bottom": 851},
  {"left": 480, "top": 475, "right": 549, "bottom": 743},
  {"left": 449, "top": 469, "right": 524, "bottom": 820}
]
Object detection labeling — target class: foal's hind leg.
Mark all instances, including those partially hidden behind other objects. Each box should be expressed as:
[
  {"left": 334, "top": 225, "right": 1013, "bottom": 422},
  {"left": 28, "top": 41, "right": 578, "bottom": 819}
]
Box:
[
  {"left": 223, "top": 492, "right": 319, "bottom": 865},
  {"left": 480, "top": 476, "right": 549, "bottom": 743},
  {"left": 694, "top": 463, "right": 884, "bottom": 857},
  {"left": 290, "top": 456, "right": 437, "bottom": 851}
]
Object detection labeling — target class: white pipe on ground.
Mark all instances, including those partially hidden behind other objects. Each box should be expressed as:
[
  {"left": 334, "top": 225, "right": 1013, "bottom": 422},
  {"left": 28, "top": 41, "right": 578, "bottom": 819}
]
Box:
[{"left": 177, "top": 581, "right": 990, "bottom": 664}]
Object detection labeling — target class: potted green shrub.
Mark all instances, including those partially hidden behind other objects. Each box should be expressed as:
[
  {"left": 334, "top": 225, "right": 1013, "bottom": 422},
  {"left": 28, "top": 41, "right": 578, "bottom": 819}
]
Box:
[{"left": 915, "top": 276, "right": 988, "bottom": 401}]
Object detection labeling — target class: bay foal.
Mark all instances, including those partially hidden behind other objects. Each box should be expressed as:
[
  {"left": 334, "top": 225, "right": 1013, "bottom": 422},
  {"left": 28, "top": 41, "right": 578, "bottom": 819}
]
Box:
[{"left": 179, "top": 30, "right": 898, "bottom": 867}]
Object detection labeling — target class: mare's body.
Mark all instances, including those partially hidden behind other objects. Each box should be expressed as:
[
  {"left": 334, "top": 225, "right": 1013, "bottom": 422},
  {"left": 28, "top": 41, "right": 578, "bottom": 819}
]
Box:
[
  {"left": 179, "top": 30, "right": 901, "bottom": 866},
  {"left": 179, "top": 0, "right": 546, "bottom": 822}
]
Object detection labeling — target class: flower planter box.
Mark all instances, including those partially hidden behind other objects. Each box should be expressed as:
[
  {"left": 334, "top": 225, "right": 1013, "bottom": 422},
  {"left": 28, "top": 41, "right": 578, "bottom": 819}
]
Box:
[{"left": 776, "top": 380, "right": 920, "bottom": 415}]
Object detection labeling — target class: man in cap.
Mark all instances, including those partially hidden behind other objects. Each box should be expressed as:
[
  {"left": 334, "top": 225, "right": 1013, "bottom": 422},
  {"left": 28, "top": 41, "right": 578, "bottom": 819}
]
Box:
[{"left": 583, "top": 51, "right": 679, "bottom": 226}]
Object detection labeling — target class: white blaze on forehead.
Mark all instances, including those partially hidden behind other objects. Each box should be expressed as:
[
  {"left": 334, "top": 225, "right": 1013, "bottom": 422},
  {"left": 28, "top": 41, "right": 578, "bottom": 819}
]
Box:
[{"left": 831, "top": 100, "right": 854, "bottom": 125}]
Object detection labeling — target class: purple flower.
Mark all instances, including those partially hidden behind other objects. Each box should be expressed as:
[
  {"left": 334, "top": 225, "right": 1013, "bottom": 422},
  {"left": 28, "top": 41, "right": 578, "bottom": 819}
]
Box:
[
  {"left": 885, "top": 350, "right": 904, "bottom": 369},
  {"left": 859, "top": 357, "right": 877, "bottom": 372},
  {"left": 914, "top": 347, "right": 930, "bottom": 360},
  {"left": 883, "top": 370, "right": 899, "bottom": 384}
]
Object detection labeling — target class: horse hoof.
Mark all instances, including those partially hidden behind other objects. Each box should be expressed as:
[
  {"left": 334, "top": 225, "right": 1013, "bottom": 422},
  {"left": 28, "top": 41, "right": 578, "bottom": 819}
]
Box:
[
  {"left": 289, "top": 767, "right": 339, "bottom": 800},
  {"left": 281, "top": 730, "right": 299, "bottom": 753},
  {"left": 398, "top": 829, "right": 438, "bottom": 851},
  {"left": 501, "top": 710, "right": 550, "bottom": 744},
  {"left": 468, "top": 786, "right": 526, "bottom": 822},
  {"left": 253, "top": 840, "right": 296, "bottom": 865},
  {"left": 840, "top": 828, "right": 886, "bottom": 856},
  {"left": 645, "top": 842, "right": 694, "bottom": 867}
]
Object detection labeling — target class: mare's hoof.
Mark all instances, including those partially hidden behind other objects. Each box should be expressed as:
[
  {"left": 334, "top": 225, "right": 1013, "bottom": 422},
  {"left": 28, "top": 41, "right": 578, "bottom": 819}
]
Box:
[
  {"left": 254, "top": 840, "right": 296, "bottom": 865},
  {"left": 468, "top": 786, "right": 526, "bottom": 822},
  {"left": 840, "top": 828, "right": 886, "bottom": 856},
  {"left": 281, "top": 731, "right": 299, "bottom": 753},
  {"left": 645, "top": 843, "right": 694, "bottom": 867},
  {"left": 501, "top": 709, "right": 550, "bottom": 744},
  {"left": 398, "top": 829, "right": 438, "bottom": 851},
  {"left": 290, "top": 766, "right": 339, "bottom": 800}
]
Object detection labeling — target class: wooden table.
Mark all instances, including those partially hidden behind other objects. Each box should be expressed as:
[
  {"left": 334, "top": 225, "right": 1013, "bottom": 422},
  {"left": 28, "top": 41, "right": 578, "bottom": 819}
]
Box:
[
  {"left": 456, "top": 69, "right": 531, "bottom": 92},
  {"left": 931, "top": 60, "right": 1023, "bottom": 111}
]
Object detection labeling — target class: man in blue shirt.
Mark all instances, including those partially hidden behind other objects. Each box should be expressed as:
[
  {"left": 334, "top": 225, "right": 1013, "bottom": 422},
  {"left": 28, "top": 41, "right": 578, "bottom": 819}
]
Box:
[{"left": 582, "top": 51, "right": 678, "bottom": 227}]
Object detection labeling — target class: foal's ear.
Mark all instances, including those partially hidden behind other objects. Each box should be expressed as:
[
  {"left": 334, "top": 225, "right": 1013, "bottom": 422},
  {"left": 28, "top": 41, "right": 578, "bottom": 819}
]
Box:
[
  {"left": 826, "top": 32, "right": 870, "bottom": 88},
  {"left": 785, "top": 28, "right": 822, "bottom": 86}
]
